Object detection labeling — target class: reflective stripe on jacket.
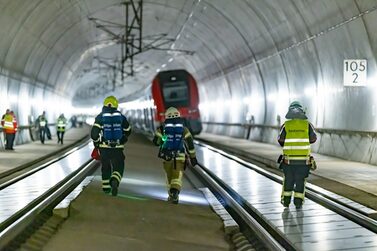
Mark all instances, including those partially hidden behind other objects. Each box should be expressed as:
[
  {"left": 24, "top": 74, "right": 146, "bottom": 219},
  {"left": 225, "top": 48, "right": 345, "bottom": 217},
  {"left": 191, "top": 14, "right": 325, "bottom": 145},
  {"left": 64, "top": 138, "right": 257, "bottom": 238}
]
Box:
[
  {"left": 57, "top": 119, "right": 66, "bottom": 132},
  {"left": 39, "top": 119, "right": 47, "bottom": 127},
  {"left": 282, "top": 119, "right": 310, "bottom": 160},
  {"left": 3, "top": 114, "right": 14, "bottom": 130}
]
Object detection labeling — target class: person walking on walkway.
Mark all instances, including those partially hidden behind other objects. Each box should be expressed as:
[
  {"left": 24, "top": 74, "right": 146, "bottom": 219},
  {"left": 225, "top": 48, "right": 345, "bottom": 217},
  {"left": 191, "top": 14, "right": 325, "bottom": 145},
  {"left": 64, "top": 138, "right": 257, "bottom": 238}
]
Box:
[
  {"left": 36, "top": 111, "right": 48, "bottom": 144},
  {"left": 153, "top": 107, "right": 198, "bottom": 204},
  {"left": 278, "top": 101, "right": 317, "bottom": 209},
  {"left": 91, "top": 96, "right": 131, "bottom": 196},
  {"left": 56, "top": 114, "right": 67, "bottom": 144},
  {"left": 1, "top": 109, "right": 10, "bottom": 142},
  {"left": 1, "top": 110, "right": 17, "bottom": 150}
]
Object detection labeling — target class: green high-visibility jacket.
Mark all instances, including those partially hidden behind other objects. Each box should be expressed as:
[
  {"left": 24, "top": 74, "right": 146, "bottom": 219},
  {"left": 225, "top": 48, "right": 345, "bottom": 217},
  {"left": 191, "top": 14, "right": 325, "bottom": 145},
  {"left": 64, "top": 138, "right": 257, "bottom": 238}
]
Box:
[
  {"left": 282, "top": 119, "right": 310, "bottom": 160},
  {"left": 57, "top": 118, "right": 67, "bottom": 132}
]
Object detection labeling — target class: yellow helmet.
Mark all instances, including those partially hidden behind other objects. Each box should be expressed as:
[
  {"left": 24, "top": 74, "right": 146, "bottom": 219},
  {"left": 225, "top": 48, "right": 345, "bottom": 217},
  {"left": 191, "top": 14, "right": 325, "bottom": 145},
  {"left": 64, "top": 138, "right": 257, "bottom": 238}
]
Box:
[
  {"left": 165, "top": 107, "right": 180, "bottom": 119},
  {"left": 103, "top": 96, "right": 118, "bottom": 108}
]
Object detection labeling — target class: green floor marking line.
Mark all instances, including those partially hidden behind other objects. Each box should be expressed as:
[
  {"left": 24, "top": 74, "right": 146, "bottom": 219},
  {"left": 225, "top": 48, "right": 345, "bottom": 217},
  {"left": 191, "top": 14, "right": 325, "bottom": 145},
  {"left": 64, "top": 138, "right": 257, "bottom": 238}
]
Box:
[{"left": 117, "top": 193, "right": 149, "bottom": 201}]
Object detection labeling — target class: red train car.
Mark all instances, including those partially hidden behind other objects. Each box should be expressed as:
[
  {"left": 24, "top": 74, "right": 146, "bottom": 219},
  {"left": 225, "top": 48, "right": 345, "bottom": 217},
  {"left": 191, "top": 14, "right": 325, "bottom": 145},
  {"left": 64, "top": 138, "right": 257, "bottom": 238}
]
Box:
[
  {"left": 121, "top": 69, "right": 202, "bottom": 135},
  {"left": 152, "top": 69, "right": 202, "bottom": 135}
]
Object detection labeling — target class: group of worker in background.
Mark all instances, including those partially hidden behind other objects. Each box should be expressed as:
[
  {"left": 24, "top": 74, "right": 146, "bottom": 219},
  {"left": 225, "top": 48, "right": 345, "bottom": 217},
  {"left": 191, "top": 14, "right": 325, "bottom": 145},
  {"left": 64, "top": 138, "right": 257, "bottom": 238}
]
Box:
[
  {"left": 35, "top": 111, "right": 67, "bottom": 144},
  {"left": 90, "top": 96, "right": 197, "bottom": 204},
  {"left": 89, "top": 95, "right": 316, "bottom": 208},
  {"left": 0, "top": 109, "right": 68, "bottom": 149}
]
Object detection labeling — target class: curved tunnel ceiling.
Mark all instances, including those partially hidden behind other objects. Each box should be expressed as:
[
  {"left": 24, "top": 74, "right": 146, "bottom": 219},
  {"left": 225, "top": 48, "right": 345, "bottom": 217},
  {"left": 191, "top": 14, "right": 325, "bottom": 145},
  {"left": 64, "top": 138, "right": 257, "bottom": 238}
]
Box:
[{"left": 0, "top": 0, "right": 376, "bottom": 113}]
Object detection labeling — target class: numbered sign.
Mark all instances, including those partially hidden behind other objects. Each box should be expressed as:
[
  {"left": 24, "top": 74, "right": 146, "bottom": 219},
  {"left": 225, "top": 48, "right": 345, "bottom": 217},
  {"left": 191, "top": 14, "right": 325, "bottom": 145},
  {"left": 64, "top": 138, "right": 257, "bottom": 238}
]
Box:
[{"left": 343, "top": 59, "right": 367, "bottom": 86}]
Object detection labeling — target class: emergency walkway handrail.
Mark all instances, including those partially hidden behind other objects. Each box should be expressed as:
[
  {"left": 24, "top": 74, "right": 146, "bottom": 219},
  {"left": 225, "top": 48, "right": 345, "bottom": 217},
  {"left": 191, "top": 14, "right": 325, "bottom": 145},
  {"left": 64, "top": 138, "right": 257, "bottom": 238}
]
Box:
[
  {"left": 0, "top": 123, "right": 57, "bottom": 131},
  {"left": 202, "top": 121, "right": 377, "bottom": 137},
  {"left": 0, "top": 123, "right": 62, "bottom": 143}
]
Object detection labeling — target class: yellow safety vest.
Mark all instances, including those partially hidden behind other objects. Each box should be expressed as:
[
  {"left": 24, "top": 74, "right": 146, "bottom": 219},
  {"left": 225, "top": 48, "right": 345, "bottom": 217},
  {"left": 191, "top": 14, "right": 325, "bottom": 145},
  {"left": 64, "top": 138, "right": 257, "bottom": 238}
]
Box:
[
  {"left": 3, "top": 114, "right": 14, "bottom": 129},
  {"left": 283, "top": 119, "right": 310, "bottom": 160},
  {"left": 57, "top": 118, "right": 66, "bottom": 132}
]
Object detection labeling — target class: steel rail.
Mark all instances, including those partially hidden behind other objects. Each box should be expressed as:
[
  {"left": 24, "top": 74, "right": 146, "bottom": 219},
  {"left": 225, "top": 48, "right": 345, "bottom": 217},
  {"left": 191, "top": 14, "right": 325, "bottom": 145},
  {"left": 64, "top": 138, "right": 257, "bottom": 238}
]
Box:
[
  {"left": 191, "top": 163, "right": 286, "bottom": 251},
  {"left": 0, "top": 134, "right": 90, "bottom": 183},
  {"left": 194, "top": 140, "right": 377, "bottom": 234},
  {"left": 0, "top": 159, "right": 98, "bottom": 250}
]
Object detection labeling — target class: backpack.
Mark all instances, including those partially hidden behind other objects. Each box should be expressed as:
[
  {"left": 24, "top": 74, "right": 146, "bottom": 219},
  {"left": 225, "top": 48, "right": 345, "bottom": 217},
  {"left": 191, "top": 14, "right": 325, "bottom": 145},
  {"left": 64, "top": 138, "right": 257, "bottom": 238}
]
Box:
[
  {"left": 102, "top": 112, "right": 123, "bottom": 144},
  {"left": 158, "top": 122, "right": 185, "bottom": 160}
]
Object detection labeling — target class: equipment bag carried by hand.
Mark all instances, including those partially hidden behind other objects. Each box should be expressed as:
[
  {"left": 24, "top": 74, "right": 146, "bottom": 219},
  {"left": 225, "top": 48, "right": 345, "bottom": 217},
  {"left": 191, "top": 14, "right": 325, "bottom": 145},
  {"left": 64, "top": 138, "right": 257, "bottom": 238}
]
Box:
[{"left": 91, "top": 148, "right": 100, "bottom": 160}]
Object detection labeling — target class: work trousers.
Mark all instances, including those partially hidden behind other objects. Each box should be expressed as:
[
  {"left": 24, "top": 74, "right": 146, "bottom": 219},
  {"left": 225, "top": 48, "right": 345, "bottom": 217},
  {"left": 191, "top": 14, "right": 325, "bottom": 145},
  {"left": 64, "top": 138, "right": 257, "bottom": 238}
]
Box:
[
  {"left": 5, "top": 133, "right": 15, "bottom": 149},
  {"left": 57, "top": 131, "right": 65, "bottom": 144},
  {"left": 39, "top": 128, "right": 46, "bottom": 144},
  {"left": 163, "top": 158, "right": 186, "bottom": 192},
  {"left": 99, "top": 148, "right": 125, "bottom": 191},
  {"left": 281, "top": 162, "right": 310, "bottom": 205}
]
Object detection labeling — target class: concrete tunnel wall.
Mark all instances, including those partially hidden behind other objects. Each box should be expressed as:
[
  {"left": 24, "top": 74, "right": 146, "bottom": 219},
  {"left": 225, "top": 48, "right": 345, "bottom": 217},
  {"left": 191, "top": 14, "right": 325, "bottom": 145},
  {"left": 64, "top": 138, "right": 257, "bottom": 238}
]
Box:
[
  {"left": 0, "top": 0, "right": 376, "bottom": 164},
  {"left": 0, "top": 69, "right": 70, "bottom": 144},
  {"left": 187, "top": 0, "right": 377, "bottom": 165}
]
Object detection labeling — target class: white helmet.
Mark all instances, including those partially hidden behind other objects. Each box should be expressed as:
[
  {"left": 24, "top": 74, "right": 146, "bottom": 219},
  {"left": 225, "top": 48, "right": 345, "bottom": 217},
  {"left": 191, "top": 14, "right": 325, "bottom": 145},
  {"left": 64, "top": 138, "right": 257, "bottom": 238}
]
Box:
[{"left": 165, "top": 107, "right": 180, "bottom": 119}]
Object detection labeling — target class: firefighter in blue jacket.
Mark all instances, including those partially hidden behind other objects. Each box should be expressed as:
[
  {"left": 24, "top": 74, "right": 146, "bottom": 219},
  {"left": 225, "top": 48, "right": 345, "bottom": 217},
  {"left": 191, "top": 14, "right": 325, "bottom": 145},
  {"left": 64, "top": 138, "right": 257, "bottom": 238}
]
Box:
[
  {"left": 91, "top": 96, "right": 131, "bottom": 196},
  {"left": 153, "top": 107, "right": 197, "bottom": 204}
]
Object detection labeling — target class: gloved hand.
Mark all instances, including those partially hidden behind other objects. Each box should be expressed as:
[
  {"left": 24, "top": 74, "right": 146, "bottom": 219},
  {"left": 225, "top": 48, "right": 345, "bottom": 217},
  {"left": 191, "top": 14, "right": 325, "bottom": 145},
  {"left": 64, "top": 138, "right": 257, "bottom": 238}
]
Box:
[
  {"left": 310, "top": 160, "right": 317, "bottom": 170},
  {"left": 309, "top": 156, "right": 317, "bottom": 170},
  {"left": 190, "top": 157, "right": 198, "bottom": 167}
]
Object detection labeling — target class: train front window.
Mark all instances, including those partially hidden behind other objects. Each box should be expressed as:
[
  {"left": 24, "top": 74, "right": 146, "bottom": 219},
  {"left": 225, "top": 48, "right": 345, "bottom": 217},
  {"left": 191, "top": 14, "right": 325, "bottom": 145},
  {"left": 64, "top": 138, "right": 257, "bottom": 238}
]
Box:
[{"left": 162, "top": 81, "right": 189, "bottom": 107}]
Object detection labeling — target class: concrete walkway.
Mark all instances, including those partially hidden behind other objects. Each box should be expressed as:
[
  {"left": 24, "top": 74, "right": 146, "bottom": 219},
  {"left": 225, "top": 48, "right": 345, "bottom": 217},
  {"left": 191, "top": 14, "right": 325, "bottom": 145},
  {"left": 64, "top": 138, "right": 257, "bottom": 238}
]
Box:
[
  {"left": 0, "top": 127, "right": 90, "bottom": 175},
  {"left": 43, "top": 134, "right": 231, "bottom": 251}
]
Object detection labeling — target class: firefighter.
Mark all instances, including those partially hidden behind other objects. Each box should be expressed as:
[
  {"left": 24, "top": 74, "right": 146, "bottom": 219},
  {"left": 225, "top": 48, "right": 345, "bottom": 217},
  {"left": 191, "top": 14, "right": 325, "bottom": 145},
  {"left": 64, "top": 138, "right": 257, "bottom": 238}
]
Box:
[
  {"left": 56, "top": 114, "right": 67, "bottom": 144},
  {"left": 91, "top": 96, "right": 131, "bottom": 196},
  {"left": 36, "top": 111, "right": 48, "bottom": 144},
  {"left": 278, "top": 101, "right": 317, "bottom": 209},
  {"left": 1, "top": 110, "right": 17, "bottom": 150},
  {"left": 153, "top": 107, "right": 198, "bottom": 204}
]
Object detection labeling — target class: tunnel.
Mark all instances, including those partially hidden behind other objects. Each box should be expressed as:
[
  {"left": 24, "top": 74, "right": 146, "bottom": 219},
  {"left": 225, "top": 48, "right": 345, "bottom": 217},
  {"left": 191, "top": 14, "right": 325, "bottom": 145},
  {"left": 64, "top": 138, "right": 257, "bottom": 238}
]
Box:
[
  {"left": 1, "top": 0, "right": 376, "bottom": 163},
  {"left": 1, "top": 1, "right": 377, "bottom": 250}
]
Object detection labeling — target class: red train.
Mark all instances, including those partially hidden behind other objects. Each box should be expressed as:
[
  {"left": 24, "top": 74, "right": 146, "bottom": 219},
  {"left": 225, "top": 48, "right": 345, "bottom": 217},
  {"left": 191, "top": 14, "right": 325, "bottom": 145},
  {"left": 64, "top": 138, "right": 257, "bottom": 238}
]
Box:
[{"left": 121, "top": 69, "right": 202, "bottom": 135}]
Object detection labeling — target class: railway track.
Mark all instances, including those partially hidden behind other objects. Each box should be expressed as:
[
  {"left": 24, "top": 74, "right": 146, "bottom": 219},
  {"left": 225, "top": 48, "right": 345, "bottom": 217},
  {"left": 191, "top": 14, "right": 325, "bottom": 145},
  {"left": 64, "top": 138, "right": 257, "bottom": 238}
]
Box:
[
  {"left": 0, "top": 142, "right": 98, "bottom": 250},
  {"left": 192, "top": 141, "right": 377, "bottom": 250}
]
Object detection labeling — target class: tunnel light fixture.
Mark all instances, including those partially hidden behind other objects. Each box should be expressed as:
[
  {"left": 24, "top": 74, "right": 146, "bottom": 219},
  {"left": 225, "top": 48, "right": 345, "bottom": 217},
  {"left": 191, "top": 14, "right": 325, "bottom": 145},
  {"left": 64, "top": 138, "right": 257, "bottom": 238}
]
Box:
[
  {"left": 156, "top": 68, "right": 160, "bottom": 73},
  {"left": 161, "top": 64, "right": 166, "bottom": 68},
  {"left": 267, "top": 93, "right": 277, "bottom": 102},
  {"left": 304, "top": 87, "right": 315, "bottom": 97},
  {"left": 168, "top": 58, "right": 174, "bottom": 62},
  {"left": 242, "top": 96, "right": 251, "bottom": 104}
]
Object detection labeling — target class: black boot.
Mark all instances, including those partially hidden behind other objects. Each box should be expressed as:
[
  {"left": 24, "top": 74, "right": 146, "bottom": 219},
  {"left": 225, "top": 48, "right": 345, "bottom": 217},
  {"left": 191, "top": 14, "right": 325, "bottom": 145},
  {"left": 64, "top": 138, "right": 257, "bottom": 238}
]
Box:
[
  {"left": 110, "top": 178, "right": 119, "bottom": 196},
  {"left": 281, "top": 196, "right": 291, "bottom": 207},
  {"left": 169, "top": 188, "right": 179, "bottom": 204},
  {"left": 294, "top": 198, "right": 303, "bottom": 209}
]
